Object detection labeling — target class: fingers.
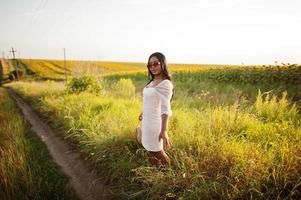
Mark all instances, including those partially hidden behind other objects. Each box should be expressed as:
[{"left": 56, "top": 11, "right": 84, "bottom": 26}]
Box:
[
  {"left": 158, "top": 134, "right": 163, "bottom": 142},
  {"left": 162, "top": 137, "right": 172, "bottom": 149},
  {"left": 165, "top": 139, "right": 172, "bottom": 149},
  {"left": 158, "top": 133, "right": 172, "bottom": 149}
]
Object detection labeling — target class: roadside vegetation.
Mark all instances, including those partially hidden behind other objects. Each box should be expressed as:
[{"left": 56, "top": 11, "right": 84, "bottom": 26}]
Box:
[
  {"left": 6, "top": 66, "right": 301, "bottom": 199},
  {"left": 0, "top": 87, "right": 77, "bottom": 200}
]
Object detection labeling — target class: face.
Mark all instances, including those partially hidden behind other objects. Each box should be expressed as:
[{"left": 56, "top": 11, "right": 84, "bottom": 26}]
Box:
[{"left": 147, "top": 56, "right": 162, "bottom": 76}]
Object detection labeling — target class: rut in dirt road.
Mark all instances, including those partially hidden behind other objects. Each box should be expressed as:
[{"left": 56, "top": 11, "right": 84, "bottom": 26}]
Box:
[{"left": 8, "top": 88, "right": 115, "bottom": 200}]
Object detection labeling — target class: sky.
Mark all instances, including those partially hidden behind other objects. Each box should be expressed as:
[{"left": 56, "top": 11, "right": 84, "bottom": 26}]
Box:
[{"left": 0, "top": 0, "right": 301, "bottom": 65}]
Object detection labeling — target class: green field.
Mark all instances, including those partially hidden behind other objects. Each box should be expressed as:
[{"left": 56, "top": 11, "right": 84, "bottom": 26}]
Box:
[
  {"left": 1, "top": 57, "right": 300, "bottom": 199},
  {"left": 0, "top": 88, "right": 77, "bottom": 200},
  {"left": 5, "top": 59, "right": 301, "bottom": 199},
  {"left": 1, "top": 58, "right": 244, "bottom": 80}
]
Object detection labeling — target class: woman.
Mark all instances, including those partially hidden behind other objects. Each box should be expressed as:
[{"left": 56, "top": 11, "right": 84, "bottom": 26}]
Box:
[{"left": 139, "top": 52, "right": 173, "bottom": 167}]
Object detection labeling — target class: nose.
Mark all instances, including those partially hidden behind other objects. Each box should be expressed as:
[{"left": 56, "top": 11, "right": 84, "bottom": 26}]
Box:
[{"left": 149, "top": 65, "right": 156, "bottom": 69}]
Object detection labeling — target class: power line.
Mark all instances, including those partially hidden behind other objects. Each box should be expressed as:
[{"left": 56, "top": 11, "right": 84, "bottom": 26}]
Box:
[
  {"left": 40, "top": 0, "right": 76, "bottom": 43},
  {"left": 30, "top": 0, "right": 47, "bottom": 25},
  {"left": 21, "top": 0, "right": 47, "bottom": 45}
]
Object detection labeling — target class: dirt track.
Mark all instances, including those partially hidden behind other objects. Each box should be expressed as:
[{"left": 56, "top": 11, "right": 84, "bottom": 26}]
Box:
[{"left": 8, "top": 89, "right": 114, "bottom": 200}]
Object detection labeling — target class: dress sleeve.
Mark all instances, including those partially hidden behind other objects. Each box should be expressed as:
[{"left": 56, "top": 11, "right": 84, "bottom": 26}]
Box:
[{"left": 155, "top": 80, "right": 173, "bottom": 116}]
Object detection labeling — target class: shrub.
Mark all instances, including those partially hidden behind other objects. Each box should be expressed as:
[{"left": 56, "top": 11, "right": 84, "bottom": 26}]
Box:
[
  {"left": 66, "top": 73, "right": 103, "bottom": 94},
  {"left": 8, "top": 70, "right": 24, "bottom": 80}
]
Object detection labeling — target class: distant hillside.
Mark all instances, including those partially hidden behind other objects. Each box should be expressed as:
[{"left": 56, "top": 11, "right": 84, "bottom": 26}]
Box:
[
  {"left": 2, "top": 58, "right": 300, "bottom": 83},
  {"left": 14, "top": 58, "right": 228, "bottom": 80},
  {"left": 17, "top": 59, "right": 147, "bottom": 80}
]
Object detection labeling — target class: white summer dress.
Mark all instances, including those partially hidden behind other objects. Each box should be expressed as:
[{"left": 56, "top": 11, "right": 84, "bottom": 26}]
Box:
[{"left": 141, "top": 79, "right": 173, "bottom": 152}]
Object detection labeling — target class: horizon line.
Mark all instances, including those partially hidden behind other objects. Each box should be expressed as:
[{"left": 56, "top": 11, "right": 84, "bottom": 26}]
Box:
[{"left": 7, "top": 57, "right": 295, "bottom": 66}]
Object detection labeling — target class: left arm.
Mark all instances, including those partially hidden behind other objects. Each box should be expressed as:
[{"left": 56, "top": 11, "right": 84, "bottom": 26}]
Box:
[
  {"left": 156, "top": 80, "right": 173, "bottom": 149},
  {"left": 161, "top": 113, "right": 168, "bottom": 132},
  {"left": 159, "top": 114, "right": 172, "bottom": 149}
]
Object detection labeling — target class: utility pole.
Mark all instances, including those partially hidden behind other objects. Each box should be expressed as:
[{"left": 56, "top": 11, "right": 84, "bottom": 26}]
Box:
[
  {"left": 63, "top": 48, "right": 67, "bottom": 83},
  {"left": 9, "top": 47, "right": 19, "bottom": 80}
]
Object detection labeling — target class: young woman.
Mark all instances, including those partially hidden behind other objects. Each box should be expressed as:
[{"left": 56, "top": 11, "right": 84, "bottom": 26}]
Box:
[{"left": 138, "top": 52, "right": 173, "bottom": 167}]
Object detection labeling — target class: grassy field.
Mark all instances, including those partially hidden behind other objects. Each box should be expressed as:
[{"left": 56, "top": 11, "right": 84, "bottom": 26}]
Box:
[
  {"left": 8, "top": 58, "right": 300, "bottom": 82},
  {"left": 1, "top": 58, "right": 240, "bottom": 81},
  {"left": 0, "top": 87, "right": 78, "bottom": 200},
  {"left": 17, "top": 59, "right": 147, "bottom": 80},
  {"left": 105, "top": 64, "right": 301, "bottom": 107},
  {"left": 6, "top": 70, "right": 301, "bottom": 199}
]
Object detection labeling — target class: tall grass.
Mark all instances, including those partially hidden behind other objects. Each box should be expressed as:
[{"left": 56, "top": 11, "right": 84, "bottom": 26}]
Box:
[
  {"left": 105, "top": 67, "right": 301, "bottom": 106},
  {"left": 7, "top": 79, "right": 301, "bottom": 199},
  {"left": 255, "top": 90, "right": 299, "bottom": 122},
  {"left": 0, "top": 87, "right": 77, "bottom": 200}
]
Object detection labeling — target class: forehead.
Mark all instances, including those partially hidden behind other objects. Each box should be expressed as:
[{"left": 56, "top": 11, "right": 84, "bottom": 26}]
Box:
[{"left": 149, "top": 56, "right": 159, "bottom": 62}]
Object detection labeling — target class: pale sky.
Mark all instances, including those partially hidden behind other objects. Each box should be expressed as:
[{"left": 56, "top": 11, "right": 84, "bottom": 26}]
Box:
[{"left": 0, "top": 0, "right": 301, "bottom": 65}]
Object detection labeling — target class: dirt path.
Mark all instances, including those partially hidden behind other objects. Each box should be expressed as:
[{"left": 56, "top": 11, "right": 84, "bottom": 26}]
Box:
[{"left": 8, "top": 89, "right": 114, "bottom": 200}]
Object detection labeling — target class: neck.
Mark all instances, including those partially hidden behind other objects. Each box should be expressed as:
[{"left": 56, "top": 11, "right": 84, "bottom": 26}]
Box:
[{"left": 154, "top": 74, "right": 164, "bottom": 80}]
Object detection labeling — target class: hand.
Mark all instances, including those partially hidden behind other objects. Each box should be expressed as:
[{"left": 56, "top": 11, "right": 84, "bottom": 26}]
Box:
[
  {"left": 159, "top": 131, "right": 172, "bottom": 149},
  {"left": 138, "top": 113, "right": 143, "bottom": 121}
]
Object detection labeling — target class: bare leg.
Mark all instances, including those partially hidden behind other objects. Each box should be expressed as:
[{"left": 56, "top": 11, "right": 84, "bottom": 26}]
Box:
[
  {"left": 148, "top": 152, "right": 160, "bottom": 166},
  {"left": 158, "top": 150, "right": 170, "bottom": 166},
  {"left": 148, "top": 150, "right": 170, "bottom": 167}
]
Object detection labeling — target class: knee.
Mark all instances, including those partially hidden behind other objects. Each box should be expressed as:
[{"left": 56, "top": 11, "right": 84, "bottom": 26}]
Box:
[
  {"left": 148, "top": 153, "right": 159, "bottom": 165},
  {"left": 149, "top": 151, "right": 170, "bottom": 166}
]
